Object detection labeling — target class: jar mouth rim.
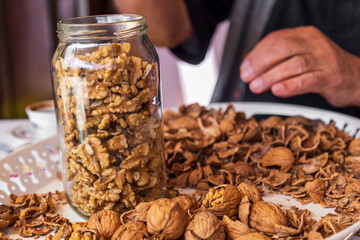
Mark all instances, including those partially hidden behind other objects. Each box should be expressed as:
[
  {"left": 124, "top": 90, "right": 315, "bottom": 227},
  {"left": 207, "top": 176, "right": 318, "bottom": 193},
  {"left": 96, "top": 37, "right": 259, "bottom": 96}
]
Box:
[
  {"left": 58, "top": 14, "right": 145, "bottom": 27},
  {"left": 57, "top": 14, "right": 147, "bottom": 39}
]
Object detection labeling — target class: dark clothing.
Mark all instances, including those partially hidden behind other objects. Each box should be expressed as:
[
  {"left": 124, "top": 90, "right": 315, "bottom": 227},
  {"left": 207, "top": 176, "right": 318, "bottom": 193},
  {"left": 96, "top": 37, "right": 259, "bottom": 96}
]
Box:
[{"left": 171, "top": 0, "right": 360, "bottom": 117}]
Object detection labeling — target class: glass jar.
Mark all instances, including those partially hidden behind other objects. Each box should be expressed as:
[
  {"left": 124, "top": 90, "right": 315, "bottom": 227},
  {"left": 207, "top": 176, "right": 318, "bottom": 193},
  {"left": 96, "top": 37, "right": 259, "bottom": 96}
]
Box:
[{"left": 51, "top": 14, "right": 166, "bottom": 217}]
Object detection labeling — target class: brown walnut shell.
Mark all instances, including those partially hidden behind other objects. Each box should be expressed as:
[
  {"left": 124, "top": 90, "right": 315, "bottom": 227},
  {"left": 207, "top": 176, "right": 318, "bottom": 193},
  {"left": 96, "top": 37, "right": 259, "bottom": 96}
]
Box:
[
  {"left": 87, "top": 209, "right": 122, "bottom": 239},
  {"left": 147, "top": 198, "right": 189, "bottom": 239},
  {"left": 185, "top": 211, "right": 225, "bottom": 240},
  {"left": 249, "top": 201, "right": 287, "bottom": 235},
  {"left": 202, "top": 184, "right": 241, "bottom": 217},
  {"left": 237, "top": 182, "right": 262, "bottom": 203},
  {"left": 111, "top": 222, "right": 149, "bottom": 240},
  {"left": 262, "top": 147, "right": 294, "bottom": 172}
]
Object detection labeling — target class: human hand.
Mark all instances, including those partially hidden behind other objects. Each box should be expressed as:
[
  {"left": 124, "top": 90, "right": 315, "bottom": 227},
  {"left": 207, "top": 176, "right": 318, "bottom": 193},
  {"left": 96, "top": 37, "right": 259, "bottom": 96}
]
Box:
[{"left": 240, "top": 26, "right": 360, "bottom": 107}]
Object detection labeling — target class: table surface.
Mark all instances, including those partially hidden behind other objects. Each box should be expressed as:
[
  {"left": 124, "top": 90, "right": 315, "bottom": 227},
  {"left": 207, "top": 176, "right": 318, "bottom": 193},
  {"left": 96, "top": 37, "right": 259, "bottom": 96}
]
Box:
[
  {"left": 0, "top": 119, "right": 36, "bottom": 158},
  {"left": 0, "top": 119, "right": 359, "bottom": 239}
]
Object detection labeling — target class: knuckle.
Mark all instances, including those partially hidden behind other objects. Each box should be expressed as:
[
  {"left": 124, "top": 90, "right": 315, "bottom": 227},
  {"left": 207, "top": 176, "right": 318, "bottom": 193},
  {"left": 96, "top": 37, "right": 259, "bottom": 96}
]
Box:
[
  {"left": 278, "top": 37, "right": 301, "bottom": 56},
  {"left": 293, "top": 55, "right": 308, "bottom": 73},
  {"left": 266, "top": 30, "right": 281, "bottom": 42}
]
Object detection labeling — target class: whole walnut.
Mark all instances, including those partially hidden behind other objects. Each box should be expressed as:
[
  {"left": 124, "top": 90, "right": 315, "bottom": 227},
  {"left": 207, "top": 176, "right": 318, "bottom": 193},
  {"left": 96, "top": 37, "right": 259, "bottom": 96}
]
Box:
[
  {"left": 87, "top": 210, "right": 122, "bottom": 239},
  {"left": 202, "top": 184, "right": 241, "bottom": 217},
  {"left": 249, "top": 201, "right": 287, "bottom": 235},
  {"left": 111, "top": 222, "right": 149, "bottom": 240},
  {"left": 147, "top": 198, "right": 189, "bottom": 239},
  {"left": 185, "top": 211, "right": 225, "bottom": 240}
]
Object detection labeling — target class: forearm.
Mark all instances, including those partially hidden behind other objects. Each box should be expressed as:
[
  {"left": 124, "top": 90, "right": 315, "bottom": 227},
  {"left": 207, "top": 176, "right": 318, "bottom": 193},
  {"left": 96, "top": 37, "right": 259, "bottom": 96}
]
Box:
[{"left": 113, "top": 0, "right": 194, "bottom": 47}]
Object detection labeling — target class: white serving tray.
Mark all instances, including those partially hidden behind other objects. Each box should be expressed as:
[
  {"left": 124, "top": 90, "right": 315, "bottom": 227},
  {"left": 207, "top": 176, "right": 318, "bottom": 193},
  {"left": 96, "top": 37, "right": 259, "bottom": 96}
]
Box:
[{"left": 0, "top": 102, "right": 359, "bottom": 240}]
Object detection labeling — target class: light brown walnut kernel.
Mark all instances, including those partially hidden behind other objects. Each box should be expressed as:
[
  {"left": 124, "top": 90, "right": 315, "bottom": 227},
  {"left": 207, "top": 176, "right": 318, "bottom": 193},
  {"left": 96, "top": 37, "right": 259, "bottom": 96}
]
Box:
[{"left": 107, "top": 134, "right": 128, "bottom": 152}]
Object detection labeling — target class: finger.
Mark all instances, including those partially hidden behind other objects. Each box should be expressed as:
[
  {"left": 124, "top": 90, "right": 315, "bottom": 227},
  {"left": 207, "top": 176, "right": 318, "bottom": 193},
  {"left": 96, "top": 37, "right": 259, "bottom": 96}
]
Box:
[
  {"left": 249, "top": 54, "right": 315, "bottom": 94},
  {"left": 271, "top": 71, "right": 322, "bottom": 98},
  {"left": 240, "top": 30, "right": 307, "bottom": 82}
]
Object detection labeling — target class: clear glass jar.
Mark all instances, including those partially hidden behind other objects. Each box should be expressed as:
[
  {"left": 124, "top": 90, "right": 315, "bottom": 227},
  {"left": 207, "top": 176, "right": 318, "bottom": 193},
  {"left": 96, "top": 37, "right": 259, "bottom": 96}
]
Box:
[{"left": 51, "top": 14, "right": 166, "bottom": 216}]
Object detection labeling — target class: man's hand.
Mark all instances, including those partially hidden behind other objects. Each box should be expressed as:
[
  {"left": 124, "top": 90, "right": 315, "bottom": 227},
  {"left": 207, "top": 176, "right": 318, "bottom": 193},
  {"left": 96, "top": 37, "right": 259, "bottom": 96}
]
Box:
[{"left": 240, "top": 26, "right": 360, "bottom": 107}]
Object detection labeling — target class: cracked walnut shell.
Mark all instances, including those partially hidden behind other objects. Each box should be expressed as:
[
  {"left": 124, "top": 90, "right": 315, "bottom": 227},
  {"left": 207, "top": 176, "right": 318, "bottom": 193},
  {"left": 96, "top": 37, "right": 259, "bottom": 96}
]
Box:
[
  {"left": 249, "top": 201, "right": 288, "bottom": 235},
  {"left": 185, "top": 211, "right": 225, "bottom": 240},
  {"left": 111, "top": 222, "right": 149, "bottom": 240},
  {"left": 202, "top": 184, "right": 241, "bottom": 217},
  {"left": 87, "top": 210, "right": 122, "bottom": 239},
  {"left": 262, "top": 147, "right": 295, "bottom": 172},
  {"left": 237, "top": 182, "right": 263, "bottom": 203}
]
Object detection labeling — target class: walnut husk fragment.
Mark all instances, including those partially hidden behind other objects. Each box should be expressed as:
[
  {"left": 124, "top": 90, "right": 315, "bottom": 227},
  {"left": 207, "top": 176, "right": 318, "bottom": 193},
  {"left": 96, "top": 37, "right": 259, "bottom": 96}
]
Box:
[{"left": 7, "top": 191, "right": 68, "bottom": 238}]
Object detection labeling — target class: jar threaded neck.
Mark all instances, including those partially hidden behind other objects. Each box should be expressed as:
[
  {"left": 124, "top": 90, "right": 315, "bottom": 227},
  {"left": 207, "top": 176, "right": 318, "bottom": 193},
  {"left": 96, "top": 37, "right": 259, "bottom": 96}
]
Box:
[{"left": 57, "top": 14, "right": 147, "bottom": 40}]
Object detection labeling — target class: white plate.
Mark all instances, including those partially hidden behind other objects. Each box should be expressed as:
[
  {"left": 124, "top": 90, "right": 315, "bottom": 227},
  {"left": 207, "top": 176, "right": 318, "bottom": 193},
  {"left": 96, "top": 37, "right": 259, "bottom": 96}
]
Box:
[
  {"left": 0, "top": 102, "right": 359, "bottom": 239},
  {"left": 10, "top": 123, "right": 43, "bottom": 142},
  {"left": 210, "top": 102, "right": 360, "bottom": 137}
]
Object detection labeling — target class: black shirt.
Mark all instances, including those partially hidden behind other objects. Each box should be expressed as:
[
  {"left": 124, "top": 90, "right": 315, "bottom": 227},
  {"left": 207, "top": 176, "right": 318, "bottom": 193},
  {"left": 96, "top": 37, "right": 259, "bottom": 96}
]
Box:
[{"left": 171, "top": 0, "right": 360, "bottom": 117}]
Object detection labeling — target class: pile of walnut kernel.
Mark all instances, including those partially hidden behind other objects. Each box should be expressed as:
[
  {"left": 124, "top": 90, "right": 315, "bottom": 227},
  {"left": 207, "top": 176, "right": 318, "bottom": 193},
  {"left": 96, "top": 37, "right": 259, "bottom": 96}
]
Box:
[{"left": 54, "top": 42, "right": 165, "bottom": 215}]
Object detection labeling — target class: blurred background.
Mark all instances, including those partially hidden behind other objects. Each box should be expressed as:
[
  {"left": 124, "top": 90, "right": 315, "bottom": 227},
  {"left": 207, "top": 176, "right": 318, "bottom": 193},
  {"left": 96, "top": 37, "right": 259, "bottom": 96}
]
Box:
[{"left": 0, "top": 0, "right": 228, "bottom": 119}]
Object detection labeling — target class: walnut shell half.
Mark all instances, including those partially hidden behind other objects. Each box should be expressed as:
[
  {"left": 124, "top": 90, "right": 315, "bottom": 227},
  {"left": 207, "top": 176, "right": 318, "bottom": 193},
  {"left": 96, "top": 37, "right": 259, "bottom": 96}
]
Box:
[
  {"left": 111, "top": 222, "right": 149, "bottom": 240},
  {"left": 185, "top": 211, "right": 225, "bottom": 240},
  {"left": 249, "top": 201, "right": 287, "bottom": 235},
  {"left": 237, "top": 182, "right": 262, "bottom": 203},
  {"left": 262, "top": 147, "right": 294, "bottom": 172}
]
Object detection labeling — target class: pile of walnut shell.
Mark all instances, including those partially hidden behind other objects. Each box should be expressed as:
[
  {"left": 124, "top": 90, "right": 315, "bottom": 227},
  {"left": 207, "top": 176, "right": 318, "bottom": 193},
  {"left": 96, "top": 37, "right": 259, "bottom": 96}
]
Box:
[{"left": 57, "top": 184, "right": 358, "bottom": 240}]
